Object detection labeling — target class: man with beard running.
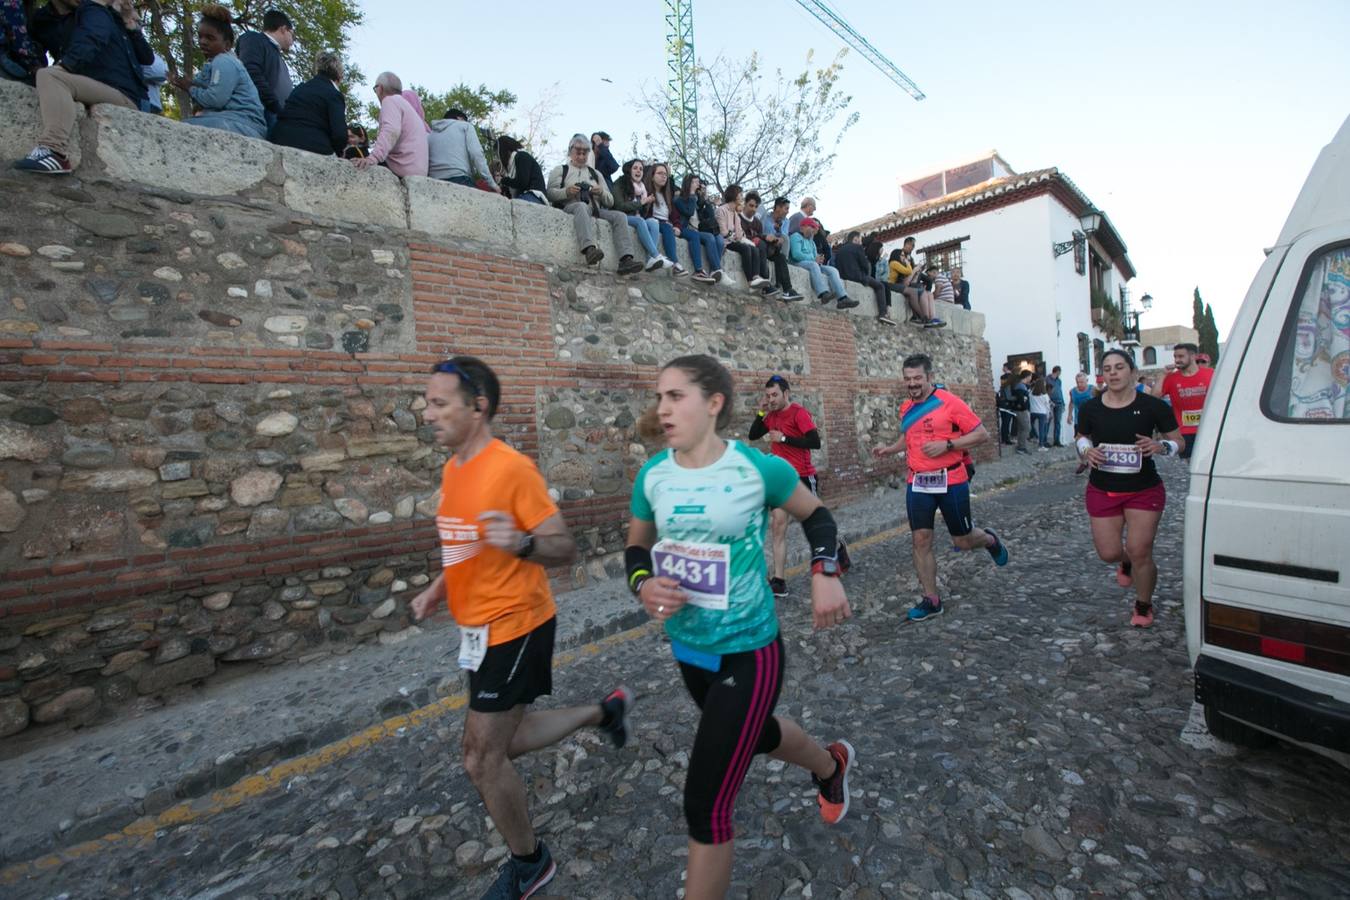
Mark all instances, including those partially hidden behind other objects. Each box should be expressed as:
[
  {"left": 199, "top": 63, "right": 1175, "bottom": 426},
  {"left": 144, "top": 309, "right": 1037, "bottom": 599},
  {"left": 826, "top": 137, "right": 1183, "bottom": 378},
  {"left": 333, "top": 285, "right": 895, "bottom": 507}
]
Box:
[
  {"left": 1149, "top": 341, "right": 1213, "bottom": 459},
  {"left": 872, "top": 354, "right": 1009, "bottom": 621}
]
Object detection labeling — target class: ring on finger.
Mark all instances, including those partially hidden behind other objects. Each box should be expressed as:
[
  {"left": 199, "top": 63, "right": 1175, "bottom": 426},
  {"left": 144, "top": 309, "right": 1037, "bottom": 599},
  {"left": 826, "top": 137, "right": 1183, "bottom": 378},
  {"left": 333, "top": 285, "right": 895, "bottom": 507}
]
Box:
[{"left": 657, "top": 605, "right": 665, "bottom": 613}]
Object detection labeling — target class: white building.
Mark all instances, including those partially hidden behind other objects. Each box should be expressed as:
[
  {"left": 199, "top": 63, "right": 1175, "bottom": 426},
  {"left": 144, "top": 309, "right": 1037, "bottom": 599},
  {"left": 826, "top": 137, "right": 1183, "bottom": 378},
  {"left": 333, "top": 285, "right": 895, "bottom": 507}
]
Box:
[
  {"left": 1137, "top": 324, "right": 1200, "bottom": 373},
  {"left": 838, "top": 153, "right": 1137, "bottom": 382}
]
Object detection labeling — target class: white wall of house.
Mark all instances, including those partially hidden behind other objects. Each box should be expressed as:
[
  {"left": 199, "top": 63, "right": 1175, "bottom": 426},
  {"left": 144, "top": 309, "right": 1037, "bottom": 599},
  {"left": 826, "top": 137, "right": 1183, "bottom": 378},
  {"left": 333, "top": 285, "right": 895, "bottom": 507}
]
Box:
[{"left": 881, "top": 193, "right": 1119, "bottom": 385}]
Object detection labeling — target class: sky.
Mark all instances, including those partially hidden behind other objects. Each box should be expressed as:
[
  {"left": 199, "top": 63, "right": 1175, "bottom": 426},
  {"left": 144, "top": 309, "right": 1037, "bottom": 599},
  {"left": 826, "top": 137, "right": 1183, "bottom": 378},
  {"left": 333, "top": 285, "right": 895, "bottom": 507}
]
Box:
[{"left": 345, "top": 0, "right": 1349, "bottom": 339}]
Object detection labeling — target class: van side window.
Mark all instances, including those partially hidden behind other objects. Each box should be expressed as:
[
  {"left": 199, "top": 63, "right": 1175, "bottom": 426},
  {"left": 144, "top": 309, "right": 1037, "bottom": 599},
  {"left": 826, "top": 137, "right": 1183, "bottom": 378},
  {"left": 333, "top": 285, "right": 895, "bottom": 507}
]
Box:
[{"left": 1265, "top": 244, "right": 1350, "bottom": 421}]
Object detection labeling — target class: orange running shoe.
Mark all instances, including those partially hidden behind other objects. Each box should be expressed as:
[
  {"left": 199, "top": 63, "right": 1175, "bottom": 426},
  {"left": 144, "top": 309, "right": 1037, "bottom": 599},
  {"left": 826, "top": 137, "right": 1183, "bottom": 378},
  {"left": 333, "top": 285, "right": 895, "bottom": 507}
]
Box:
[
  {"left": 1116, "top": 560, "right": 1133, "bottom": 587},
  {"left": 1130, "top": 602, "right": 1154, "bottom": 628},
  {"left": 814, "top": 740, "right": 855, "bottom": 825}
]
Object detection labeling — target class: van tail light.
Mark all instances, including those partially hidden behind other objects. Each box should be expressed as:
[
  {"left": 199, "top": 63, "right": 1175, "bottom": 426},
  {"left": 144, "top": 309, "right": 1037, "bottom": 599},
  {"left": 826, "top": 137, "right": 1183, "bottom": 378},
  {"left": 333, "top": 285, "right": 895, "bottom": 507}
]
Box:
[{"left": 1204, "top": 600, "right": 1350, "bottom": 675}]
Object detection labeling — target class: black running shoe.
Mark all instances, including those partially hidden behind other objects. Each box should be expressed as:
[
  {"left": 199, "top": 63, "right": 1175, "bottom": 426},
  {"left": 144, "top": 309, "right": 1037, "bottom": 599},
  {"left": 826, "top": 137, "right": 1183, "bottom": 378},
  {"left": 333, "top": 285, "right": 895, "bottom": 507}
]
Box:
[
  {"left": 481, "top": 842, "right": 556, "bottom": 899},
  {"left": 598, "top": 685, "right": 633, "bottom": 749}
]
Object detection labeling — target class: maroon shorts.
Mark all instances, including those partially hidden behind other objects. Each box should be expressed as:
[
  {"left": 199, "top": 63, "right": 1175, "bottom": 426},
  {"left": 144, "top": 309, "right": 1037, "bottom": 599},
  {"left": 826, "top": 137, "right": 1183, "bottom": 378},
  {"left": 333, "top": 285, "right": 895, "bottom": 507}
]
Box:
[{"left": 1085, "top": 482, "right": 1166, "bottom": 518}]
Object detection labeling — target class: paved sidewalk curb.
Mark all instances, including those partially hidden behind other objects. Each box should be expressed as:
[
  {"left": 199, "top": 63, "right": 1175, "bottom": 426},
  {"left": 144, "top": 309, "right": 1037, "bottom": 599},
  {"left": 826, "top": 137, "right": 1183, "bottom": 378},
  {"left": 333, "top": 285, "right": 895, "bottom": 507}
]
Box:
[{"left": 0, "top": 449, "right": 1080, "bottom": 866}]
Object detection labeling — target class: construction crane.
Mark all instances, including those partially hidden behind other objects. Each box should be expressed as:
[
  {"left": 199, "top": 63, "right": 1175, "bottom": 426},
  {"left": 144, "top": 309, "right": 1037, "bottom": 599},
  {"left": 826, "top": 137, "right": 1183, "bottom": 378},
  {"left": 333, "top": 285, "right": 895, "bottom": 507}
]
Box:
[{"left": 663, "top": 0, "right": 924, "bottom": 160}]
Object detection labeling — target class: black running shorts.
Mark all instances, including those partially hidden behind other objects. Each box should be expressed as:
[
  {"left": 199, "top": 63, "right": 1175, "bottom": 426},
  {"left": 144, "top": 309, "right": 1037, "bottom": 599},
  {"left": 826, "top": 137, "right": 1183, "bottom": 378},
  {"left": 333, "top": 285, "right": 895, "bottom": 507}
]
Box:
[{"left": 465, "top": 617, "right": 555, "bottom": 713}]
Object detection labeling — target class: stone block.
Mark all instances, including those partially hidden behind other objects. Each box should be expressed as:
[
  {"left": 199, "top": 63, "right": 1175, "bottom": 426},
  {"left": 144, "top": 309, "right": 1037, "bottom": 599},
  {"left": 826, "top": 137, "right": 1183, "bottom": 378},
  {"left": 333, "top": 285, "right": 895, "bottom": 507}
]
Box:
[
  {"left": 136, "top": 652, "right": 215, "bottom": 695},
  {"left": 510, "top": 199, "right": 584, "bottom": 269},
  {"left": 0, "top": 79, "right": 82, "bottom": 168},
  {"left": 405, "top": 176, "right": 513, "bottom": 246},
  {"left": 278, "top": 147, "right": 406, "bottom": 229},
  {"left": 0, "top": 695, "right": 29, "bottom": 736},
  {"left": 93, "top": 104, "right": 268, "bottom": 195}
]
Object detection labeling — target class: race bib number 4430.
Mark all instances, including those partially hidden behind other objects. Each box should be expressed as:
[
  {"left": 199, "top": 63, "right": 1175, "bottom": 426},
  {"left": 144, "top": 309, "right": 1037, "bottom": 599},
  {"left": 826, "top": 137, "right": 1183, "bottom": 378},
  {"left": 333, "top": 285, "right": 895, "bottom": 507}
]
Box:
[
  {"left": 652, "top": 539, "right": 730, "bottom": 610},
  {"left": 1097, "top": 442, "right": 1143, "bottom": 474}
]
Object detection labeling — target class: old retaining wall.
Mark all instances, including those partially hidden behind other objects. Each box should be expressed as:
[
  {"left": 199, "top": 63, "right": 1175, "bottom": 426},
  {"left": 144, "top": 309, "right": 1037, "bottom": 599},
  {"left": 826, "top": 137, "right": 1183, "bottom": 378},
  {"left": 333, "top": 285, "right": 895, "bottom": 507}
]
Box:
[{"left": 0, "top": 80, "right": 992, "bottom": 741}]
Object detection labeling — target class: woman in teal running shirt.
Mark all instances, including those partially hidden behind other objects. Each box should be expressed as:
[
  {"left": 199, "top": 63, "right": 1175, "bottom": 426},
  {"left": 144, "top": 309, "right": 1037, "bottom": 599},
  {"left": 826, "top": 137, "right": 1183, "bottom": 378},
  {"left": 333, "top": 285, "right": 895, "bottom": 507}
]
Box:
[{"left": 624, "top": 354, "right": 856, "bottom": 899}]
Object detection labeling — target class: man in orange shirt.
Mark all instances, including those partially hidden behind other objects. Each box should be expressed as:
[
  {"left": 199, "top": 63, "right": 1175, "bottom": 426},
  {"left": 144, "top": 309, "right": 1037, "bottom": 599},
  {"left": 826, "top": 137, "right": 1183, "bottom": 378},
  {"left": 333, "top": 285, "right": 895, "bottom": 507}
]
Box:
[
  {"left": 871, "top": 354, "right": 1010, "bottom": 622},
  {"left": 410, "top": 355, "right": 632, "bottom": 899}
]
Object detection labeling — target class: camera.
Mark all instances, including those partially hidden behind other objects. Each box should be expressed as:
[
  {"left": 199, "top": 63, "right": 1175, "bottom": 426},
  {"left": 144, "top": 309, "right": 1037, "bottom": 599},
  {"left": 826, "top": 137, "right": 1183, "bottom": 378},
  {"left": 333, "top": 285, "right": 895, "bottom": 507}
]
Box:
[{"left": 578, "top": 183, "right": 592, "bottom": 204}]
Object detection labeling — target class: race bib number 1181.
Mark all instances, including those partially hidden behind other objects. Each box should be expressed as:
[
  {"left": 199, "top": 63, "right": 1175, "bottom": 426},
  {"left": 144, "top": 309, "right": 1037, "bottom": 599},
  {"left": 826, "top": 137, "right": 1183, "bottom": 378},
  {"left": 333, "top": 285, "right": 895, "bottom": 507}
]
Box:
[{"left": 652, "top": 539, "right": 730, "bottom": 610}]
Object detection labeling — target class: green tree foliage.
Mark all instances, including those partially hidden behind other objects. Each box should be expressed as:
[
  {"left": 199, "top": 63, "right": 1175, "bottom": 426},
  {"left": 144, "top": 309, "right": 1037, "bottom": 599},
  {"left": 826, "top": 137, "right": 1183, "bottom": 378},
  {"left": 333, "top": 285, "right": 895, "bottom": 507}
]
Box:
[
  {"left": 1201, "top": 303, "right": 1221, "bottom": 365},
  {"left": 639, "top": 49, "right": 859, "bottom": 199},
  {"left": 1193, "top": 287, "right": 1220, "bottom": 364},
  {"left": 143, "top": 0, "right": 363, "bottom": 120}
]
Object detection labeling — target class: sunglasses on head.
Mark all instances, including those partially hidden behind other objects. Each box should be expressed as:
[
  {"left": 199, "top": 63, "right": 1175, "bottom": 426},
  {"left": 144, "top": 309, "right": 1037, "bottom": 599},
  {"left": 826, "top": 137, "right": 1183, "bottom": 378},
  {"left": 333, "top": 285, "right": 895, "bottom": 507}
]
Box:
[{"left": 431, "top": 360, "right": 482, "bottom": 397}]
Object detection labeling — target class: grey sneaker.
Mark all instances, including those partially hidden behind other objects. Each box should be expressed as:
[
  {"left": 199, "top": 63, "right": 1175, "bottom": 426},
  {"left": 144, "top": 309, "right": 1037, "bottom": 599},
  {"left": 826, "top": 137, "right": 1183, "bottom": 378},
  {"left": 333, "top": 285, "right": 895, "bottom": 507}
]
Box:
[{"left": 481, "top": 842, "right": 556, "bottom": 899}]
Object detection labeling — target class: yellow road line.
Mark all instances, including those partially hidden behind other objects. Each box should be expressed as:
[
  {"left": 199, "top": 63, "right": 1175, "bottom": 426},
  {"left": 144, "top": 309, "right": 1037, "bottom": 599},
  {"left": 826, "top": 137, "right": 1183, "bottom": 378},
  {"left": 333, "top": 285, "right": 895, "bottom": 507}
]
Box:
[
  {"left": 1, "top": 470, "right": 1039, "bottom": 884},
  {"left": 0, "top": 623, "right": 658, "bottom": 886}
]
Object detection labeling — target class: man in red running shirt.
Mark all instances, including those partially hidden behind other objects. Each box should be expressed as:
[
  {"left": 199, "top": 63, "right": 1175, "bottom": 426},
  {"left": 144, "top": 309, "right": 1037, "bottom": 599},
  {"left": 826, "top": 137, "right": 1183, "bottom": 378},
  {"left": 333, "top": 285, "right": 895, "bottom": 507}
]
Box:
[
  {"left": 1150, "top": 342, "right": 1213, "bottom": 459},
  {"left": 872, "top": 354, "right": 1009, "bottom": 622},
  {"left": 749, "top": 374, "right": 822, "bottom": 598}
]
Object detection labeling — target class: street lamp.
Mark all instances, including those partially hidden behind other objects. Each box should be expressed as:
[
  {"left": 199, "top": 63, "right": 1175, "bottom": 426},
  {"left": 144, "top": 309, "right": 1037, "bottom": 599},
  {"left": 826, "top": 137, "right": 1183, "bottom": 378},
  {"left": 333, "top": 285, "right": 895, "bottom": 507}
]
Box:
[
  {"left": 1053, "top": 208, "right": 1103, "bottom": 276},
  {"left": 1122, "top": 290, "right": 1151, "bottom": 346}
]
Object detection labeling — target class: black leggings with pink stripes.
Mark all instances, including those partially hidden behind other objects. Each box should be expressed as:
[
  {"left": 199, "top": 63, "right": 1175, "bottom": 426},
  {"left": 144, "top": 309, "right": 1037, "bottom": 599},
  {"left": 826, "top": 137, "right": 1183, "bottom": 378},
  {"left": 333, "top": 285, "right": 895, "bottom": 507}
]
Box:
[{"left": 678, "top": 635, "right": 785, "bottom": 844}]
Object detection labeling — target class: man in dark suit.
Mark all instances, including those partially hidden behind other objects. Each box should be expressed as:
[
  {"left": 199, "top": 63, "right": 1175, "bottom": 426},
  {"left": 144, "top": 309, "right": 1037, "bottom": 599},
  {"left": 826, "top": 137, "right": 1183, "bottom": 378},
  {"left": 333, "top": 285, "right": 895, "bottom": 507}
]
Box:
[
  {"left": 835, "top": 231, "right": 900, "bottom": 325},
  {"left": 270, "top": 52, "right": 346, "bottom": 156},
  {"left": 237, "top": 9, "right": 294, "bottom": 130}
]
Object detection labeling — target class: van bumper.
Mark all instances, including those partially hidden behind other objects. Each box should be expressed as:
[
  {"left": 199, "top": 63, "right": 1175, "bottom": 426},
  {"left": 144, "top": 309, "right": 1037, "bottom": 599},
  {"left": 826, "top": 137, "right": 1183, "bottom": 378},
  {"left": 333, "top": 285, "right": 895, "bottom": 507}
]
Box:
[{"left": 1195, "top": 654, "right": 1350, "bottom": 753}]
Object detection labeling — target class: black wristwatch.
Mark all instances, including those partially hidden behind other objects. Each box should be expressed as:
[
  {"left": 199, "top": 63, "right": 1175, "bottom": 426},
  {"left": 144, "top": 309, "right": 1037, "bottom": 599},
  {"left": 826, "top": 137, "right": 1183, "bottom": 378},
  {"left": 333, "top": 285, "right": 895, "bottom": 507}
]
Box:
[
  {"left": 516, "top": 533, "right": 535, "bottom": 559},
  {"left": 946, "top": 439, "right": 955, "bottom": 453}
]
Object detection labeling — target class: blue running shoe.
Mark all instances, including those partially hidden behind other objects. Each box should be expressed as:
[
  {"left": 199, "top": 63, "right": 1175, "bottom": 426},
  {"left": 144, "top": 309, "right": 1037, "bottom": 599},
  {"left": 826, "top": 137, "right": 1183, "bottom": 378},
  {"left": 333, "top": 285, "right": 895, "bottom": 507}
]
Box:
[
  {"left": 481, "top": 841, "right": 556, "bottom": 899},
  {"left": 985, "top": 527, "right": 1009, "bottom": 566},
  {"left": 907, "top": 595, "right": 943, "bottom": 622}
]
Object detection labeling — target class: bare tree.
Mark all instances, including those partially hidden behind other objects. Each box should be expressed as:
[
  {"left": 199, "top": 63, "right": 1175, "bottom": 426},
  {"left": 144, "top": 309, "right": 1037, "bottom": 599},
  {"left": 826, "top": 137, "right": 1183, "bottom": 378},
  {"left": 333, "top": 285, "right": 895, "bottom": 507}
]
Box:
[{"left": 639, "top": 49, "right": 859, "bottom": 199}]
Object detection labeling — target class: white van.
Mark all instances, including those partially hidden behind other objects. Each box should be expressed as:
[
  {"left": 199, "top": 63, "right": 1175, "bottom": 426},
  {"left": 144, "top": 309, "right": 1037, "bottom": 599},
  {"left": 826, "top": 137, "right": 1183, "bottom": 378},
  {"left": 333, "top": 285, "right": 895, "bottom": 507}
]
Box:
[{"left": 1185, "top": 112, "right": 1350, "bottom": 754}]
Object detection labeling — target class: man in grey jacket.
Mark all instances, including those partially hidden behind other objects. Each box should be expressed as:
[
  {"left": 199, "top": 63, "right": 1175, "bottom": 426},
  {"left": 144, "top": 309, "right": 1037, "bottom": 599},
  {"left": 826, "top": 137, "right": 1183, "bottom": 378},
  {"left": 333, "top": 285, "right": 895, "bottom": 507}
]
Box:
[
  {"left": 546, "top": 134, "right": 643, "bottom": 274},
  {"left": 428, "top": 109, "right": 497, "bottom": 190},
  {"left": 237, "top": 9, "right": 294, "bottom": 130}
]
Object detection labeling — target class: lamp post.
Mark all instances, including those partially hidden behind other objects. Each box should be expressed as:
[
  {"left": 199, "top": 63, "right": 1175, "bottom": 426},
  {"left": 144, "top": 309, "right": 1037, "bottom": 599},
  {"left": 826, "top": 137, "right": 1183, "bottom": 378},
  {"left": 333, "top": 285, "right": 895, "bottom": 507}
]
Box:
[
  {"left": 1053, "top": 208, "right": 1103, "bottom": 277},
  {"left": 1122, "top": 290, "right": 1152, "bottom": 346}
]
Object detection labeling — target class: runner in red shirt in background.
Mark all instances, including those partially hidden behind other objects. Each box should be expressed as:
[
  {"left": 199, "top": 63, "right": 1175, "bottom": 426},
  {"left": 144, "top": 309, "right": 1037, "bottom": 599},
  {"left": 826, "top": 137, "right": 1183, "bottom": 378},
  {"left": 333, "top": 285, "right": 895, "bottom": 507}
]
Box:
[
  {"left": 1150, "top": 342, "right": 1213, "bottom": 459},
  {"left": 749, "top": 375, "right": 828, "bottom": 598},
  {"left": 871, "top": 354, "right": 1009, "bottom": 622}
]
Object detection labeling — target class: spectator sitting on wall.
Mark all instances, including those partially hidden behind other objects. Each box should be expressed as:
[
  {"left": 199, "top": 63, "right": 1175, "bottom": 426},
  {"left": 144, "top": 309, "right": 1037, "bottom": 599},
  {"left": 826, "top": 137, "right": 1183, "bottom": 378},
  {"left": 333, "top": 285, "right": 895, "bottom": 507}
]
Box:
[
  {"left": 716, "top": 184, "right": 774, "bottom": 294},
  {"left": 352, "top": 72, "right": 428, "bottom": 177},
  {"left": 28, "top": 0, "right": 77, "bottom": 66},
  {"left": 950, "top": 265, "right": 970, "bottom": 310},
  {"left": 790, "top": 218, "right": 855, "bottom": 309},
  {"left": 589, "top": 130, "right": 618, "bottom": 189},
  {"left": 673, "top": 173, "right": 724, "bottom": 284},
  {"left": 270, "top": 51, "right": 346, "bottom": 156},
  {"left": 835, "top": 230, "right": 899, "bottom": 326},
  {"left": 400, "top": 88, "right": 430, "bottom": 132},
  {"left": 694, "top": 180, "right": 726, "bottom": 264},
  {"left": 640, "top": 161, "right": 690, "bottom": 277},
  {"left": 1, "top": 0, "right": 43, "bottom": 83},
  {"left": 742, "top": 192, "right": 801, "bottom": 301},
  {"left": 496, "top": 134, "right": 546, "bottom": 204},
  {"left": 167, "top": 6, "right": 266, "bottom": 138},
  {"left": 235, "top": 7, "right": 292, "bottom": 132},
  {"left": 14, "top": 0, "right": 153, "bottom": 175},
  {"left": 923, "top": 264, "right": 951, "bottom": 328},
  {"left": 887, "top": 246, "right": 935, "bottom": 326},
  {"left": 865, "top": 235, "right": 886, "bottom": 280},
  {"left": 427, "top": 108, "right": 498, "bottom": 190},
  {"left": 342, "top": 123, "right": 368, "bottom": 159},
  {"left": 787, "top": 196, "right": 816, "bottom": 234},
  {"left": 612, "top": 158, "right": 673, "bottom": 272},
  {"left": 139, "top": 51, "right": 168, "bottom": 113},
  {"left": 545, "top": 133, "right": 643, "bottom": 274}
]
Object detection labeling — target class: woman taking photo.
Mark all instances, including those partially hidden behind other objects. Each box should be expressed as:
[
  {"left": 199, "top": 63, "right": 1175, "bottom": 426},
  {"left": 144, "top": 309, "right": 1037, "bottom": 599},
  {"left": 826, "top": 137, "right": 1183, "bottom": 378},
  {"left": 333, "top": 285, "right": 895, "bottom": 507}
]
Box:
[
  {"left": 625, "top": 354, "right": 855, "bottom": 899},
  {"left": 1076, "top": 349, "right": 1182, "bottom": 627},
  {"left": 674, "top": 174, "right": 724, "bottom": 284}
]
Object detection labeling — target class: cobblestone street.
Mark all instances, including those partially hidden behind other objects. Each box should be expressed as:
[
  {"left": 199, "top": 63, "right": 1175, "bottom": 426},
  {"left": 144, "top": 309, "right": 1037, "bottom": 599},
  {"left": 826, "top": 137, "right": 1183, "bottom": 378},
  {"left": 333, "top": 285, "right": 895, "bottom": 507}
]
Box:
[{"left": 6, "top": 462, "right": 1350, "bottom": 899}]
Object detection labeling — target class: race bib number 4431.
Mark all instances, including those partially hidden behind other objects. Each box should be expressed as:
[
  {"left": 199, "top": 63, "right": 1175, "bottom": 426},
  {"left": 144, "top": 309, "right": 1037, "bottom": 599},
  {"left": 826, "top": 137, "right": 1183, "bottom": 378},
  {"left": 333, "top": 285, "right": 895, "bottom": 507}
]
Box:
[
  {"left": 1097, "top": 442, "right": 1143, "bottom": 474},
  {"left": 652, "top": 539, "right": 730, "bottom": 610}
]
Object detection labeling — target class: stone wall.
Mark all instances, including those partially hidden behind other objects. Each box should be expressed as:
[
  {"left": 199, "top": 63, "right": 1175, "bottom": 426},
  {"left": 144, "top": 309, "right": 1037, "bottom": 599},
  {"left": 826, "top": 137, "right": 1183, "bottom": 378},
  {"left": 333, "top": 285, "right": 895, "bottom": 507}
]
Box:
[{"left": 0, "top": 80, "right": 991, "bottom": 741}]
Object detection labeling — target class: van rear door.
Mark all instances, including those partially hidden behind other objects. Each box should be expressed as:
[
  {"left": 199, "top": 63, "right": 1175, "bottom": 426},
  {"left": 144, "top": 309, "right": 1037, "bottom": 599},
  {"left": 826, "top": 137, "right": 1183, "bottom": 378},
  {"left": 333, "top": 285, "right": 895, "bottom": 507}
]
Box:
[{"left": 1191, "top": 227, "right": 1350, "bottom": 750}]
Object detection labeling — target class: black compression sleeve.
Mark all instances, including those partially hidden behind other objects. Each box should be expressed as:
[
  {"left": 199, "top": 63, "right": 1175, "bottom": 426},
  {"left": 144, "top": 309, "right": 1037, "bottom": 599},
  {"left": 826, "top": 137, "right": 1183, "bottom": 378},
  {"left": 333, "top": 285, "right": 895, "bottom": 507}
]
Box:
[
  {"left": 799, "top": 506, "right": 839, "bottom": 561},
  {"left": 624, "top": 545, "right": 654, "bottom": 592},
  {"left": 782, "top": 429, "right": 821, "bottom": 450},
  {"left": 748, "top": 416, "right": 768, "bottom": 440}
]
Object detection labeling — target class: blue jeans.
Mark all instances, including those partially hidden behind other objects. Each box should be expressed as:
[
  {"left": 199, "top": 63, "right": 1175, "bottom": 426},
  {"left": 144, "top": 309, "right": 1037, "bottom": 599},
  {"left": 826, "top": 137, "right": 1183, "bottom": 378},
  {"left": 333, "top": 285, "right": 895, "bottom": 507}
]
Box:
[
  {"left": 627, "top": 215, "right": 661, "bottom": 259},
  {"left": 1031, "top": 413, "right": 1048, "bottom": 445},
  {"left": 792, "top": 260, "right": 846, "bottom": 297},
  {"left": 1051, "top": 402, "right": 1065, "bottom": 445},
  {"left": 516, "top": 193, "right": 544, "bottom": 204},
  {"left": 683, "top": 230, "right": 722, "bottom": 272},
  {"left": 656, "top": 220, "right": 680, "bottom": 262},
  {"left": 446, "top": 175, "right": 477, "bottom": 187}
]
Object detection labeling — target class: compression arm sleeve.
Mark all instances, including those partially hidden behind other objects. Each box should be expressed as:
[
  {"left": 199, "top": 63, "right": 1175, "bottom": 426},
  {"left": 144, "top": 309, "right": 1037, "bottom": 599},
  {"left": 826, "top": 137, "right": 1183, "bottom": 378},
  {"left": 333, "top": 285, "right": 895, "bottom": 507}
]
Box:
[
  {"left": 748, "top": 416, "right": 769, "bottom": 440},
  {"left": 800, "top": 506, "right": 839, "bottom": 562},
  {"left": 624, "top": 545, "right": 654, "bottom": 594},
  {"left": 782, "top": 429, "right": 821, "bottom": 450}
]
